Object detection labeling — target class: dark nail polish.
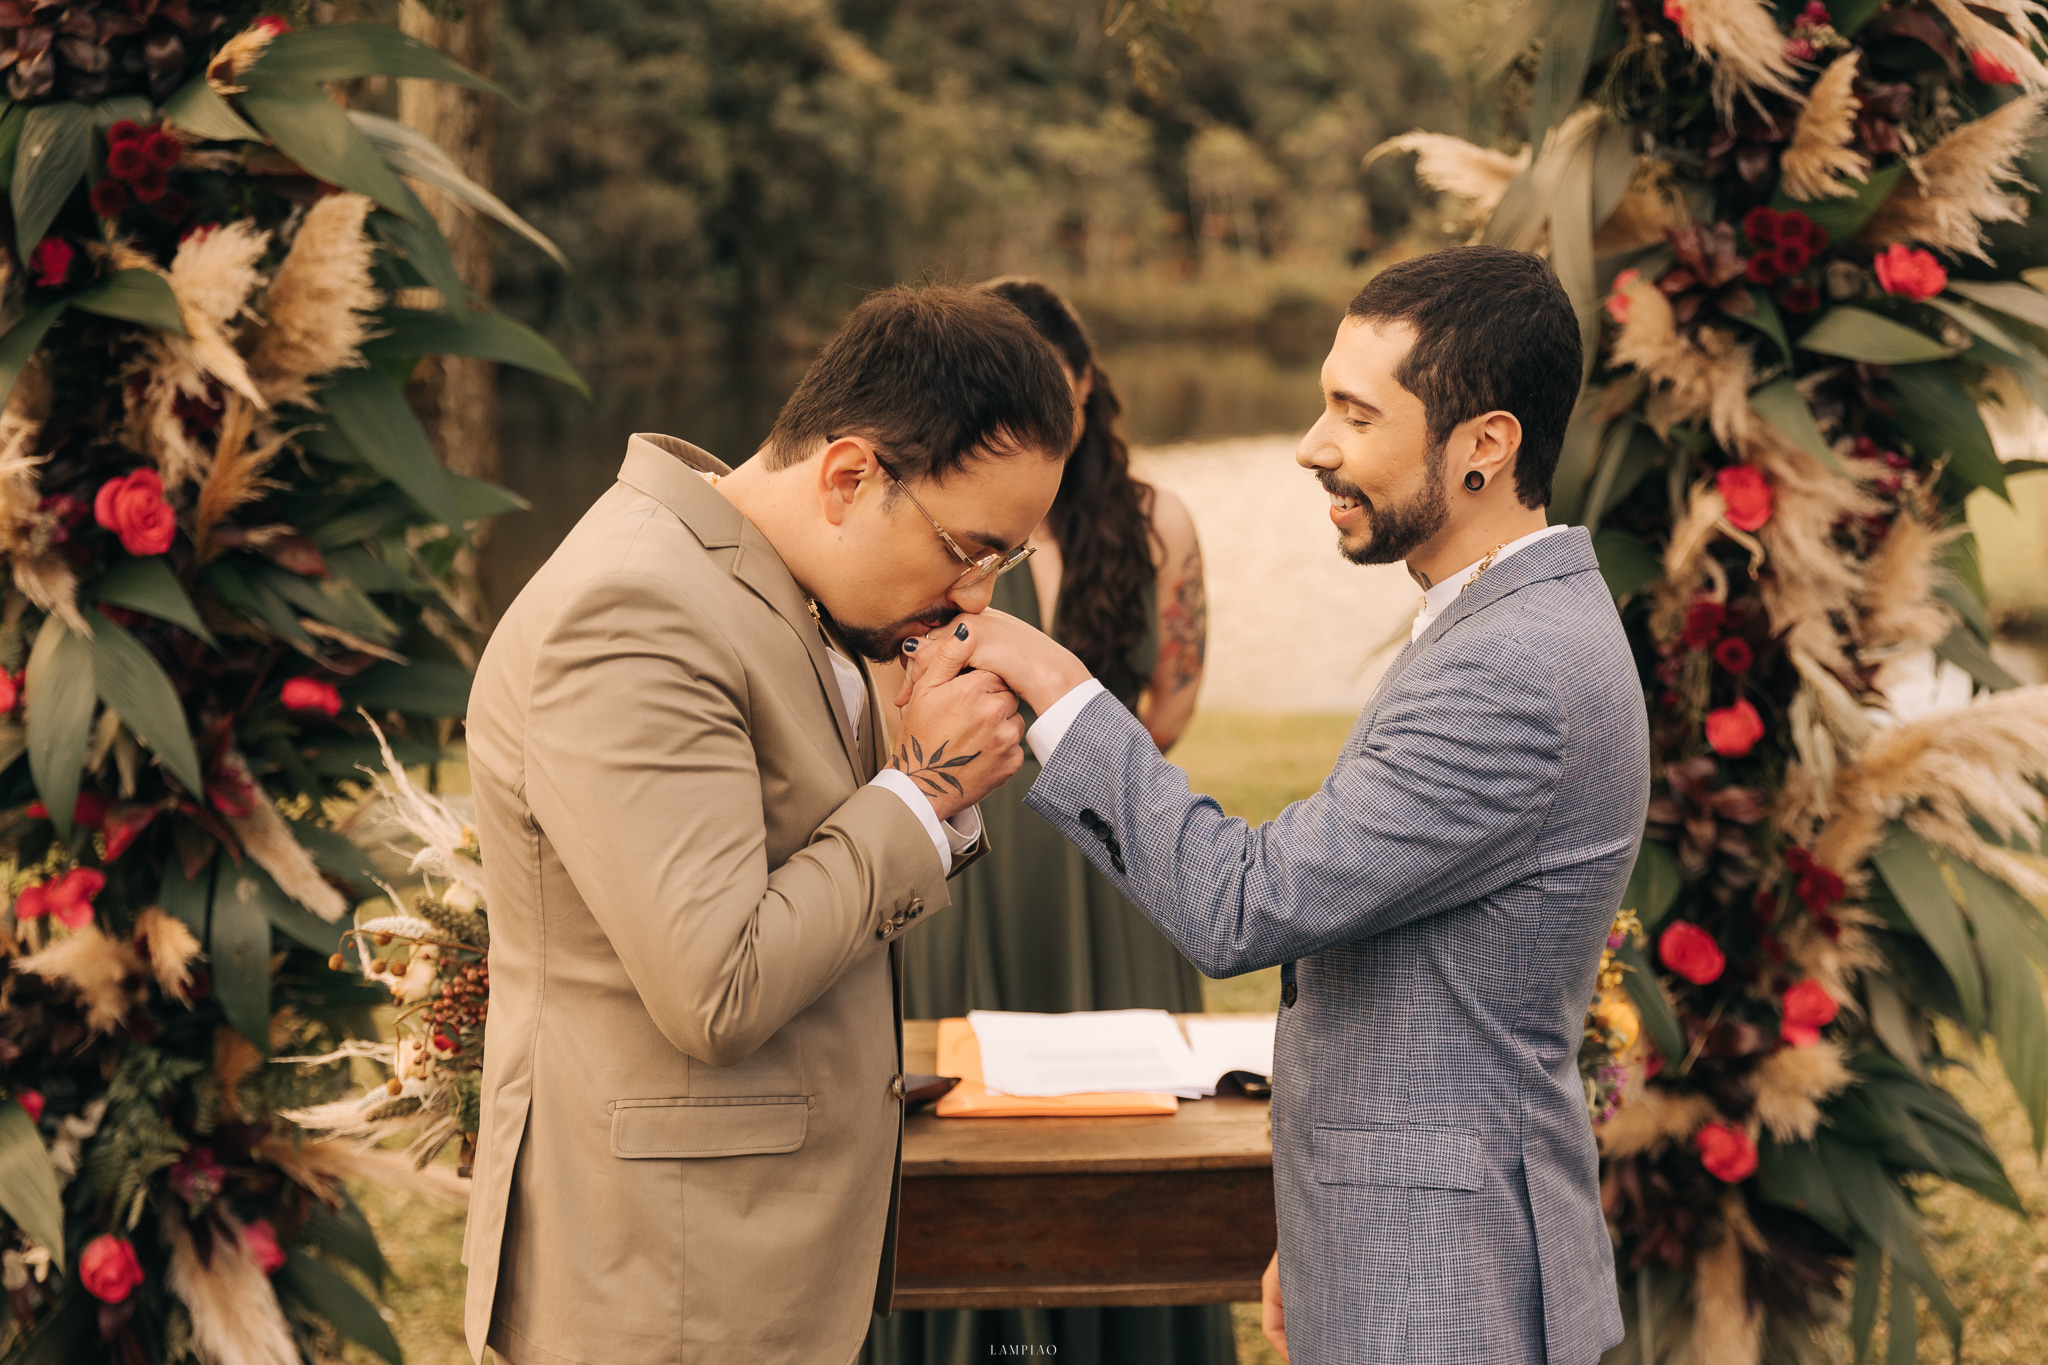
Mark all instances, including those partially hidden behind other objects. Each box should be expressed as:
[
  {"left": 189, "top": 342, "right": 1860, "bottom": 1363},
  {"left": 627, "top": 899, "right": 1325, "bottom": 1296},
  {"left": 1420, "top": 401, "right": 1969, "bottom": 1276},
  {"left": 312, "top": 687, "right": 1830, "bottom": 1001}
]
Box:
[
  {"left": 954, "top": 622, "right": 970, "bottom": 641},
  {"left": 901, "top": 638, "right": 919, "bottom": 654}
]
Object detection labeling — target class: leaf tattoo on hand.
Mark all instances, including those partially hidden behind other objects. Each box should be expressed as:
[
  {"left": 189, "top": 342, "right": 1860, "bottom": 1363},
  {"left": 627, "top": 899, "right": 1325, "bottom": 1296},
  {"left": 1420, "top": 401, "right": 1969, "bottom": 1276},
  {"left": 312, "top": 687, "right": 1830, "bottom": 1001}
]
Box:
[{"left": 891, "top": 734, "right": 981, "bottom": 796}]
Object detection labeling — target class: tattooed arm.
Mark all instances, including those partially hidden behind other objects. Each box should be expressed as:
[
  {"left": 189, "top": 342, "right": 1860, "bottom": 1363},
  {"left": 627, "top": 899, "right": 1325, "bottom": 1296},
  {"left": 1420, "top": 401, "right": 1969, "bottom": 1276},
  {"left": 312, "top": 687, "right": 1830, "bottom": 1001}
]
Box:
[{"left": 1137, "top": 487, "right": 1205, "bottom": 752}]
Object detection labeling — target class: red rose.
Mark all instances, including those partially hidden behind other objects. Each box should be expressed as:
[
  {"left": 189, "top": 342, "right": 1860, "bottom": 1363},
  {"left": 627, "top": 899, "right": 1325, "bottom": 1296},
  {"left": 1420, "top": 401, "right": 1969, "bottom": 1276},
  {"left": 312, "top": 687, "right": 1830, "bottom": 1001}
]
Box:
[
  {"left": 281, "top": 677, "right": 343, "bottom": 717},
  {"left": 1713, "top": 637, "right": 1754, "bottom": 673},
  {"left": 45, "top": 869, "right": 106, "bottom": 929},
  {"left": 1659, "top": 920, "right": 1726, "bottom": 985},
  {"left": 78, "top": 1234, "right": 145, "bottom": 1303},
  {"left": 241, "top": 1218, "right": 287, "bottom": 1275},
  {"left": 1664, "top": 0, "right": 1691, "bottom": 38},
  {"left": 1681, "top": 599, "right": 1726, "bottom": 650},
  {"left": 1973, "top": 50, "right": 2020, "bottom": 85},
  {"left": 0, "top": 670, "right": 17, "bottom": 713},
  {"left": 28, "top": 238, "right": 73, "bottom": 289},
  {"left": 16, "top": 1090, "right": 43, "bottom": 1124},
  {"left": 1716, "top": 465, "right": 1773, "bottom": 531},
  {"left": 1780, "top": 979, "right": 1840, "bottom": 1046},
  {"left": 90, "top": 179, "right": 131, "bottom": 217},
  {"left": 1706, "top": 698, "right": 1766, "bottom": 757},
  {"left": 94, "top": 469, "right": 178, "bottom": 556},
  {"left": 107, "top": 119, "right": 145, "bottom": 145},
  {"left": 106, "top": 139, "right": 149, "bottom": 180},
  {"left": 1694, "top": 1121, "right": 1758, "bottom": 1182},
  {"left": 142, "top": 129, "right": 183, "bottom": 171},
  {"left": 1605, "top": 268, "right": 1641, "bottom": 324},
  {"left": 1873, "top": 243, "right": 1946, "bottom": 301}
]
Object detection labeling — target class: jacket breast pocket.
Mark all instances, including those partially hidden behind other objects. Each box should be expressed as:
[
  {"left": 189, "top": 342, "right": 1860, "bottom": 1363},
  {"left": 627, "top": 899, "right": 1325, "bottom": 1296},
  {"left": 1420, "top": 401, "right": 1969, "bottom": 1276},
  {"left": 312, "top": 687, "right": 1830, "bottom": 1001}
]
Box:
[
  {"left": 1312, "top": 1125, "right": 1486, "bottom": 1191},
  {"left": 607, "top": 1095, "right": 810, "bottom": 1159}
]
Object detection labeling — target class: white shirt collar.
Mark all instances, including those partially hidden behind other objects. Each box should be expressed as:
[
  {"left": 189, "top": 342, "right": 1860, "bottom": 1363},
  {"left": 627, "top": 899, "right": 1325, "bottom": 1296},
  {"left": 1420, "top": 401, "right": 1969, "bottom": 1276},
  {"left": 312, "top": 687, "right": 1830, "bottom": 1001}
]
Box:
[{"left": 1409, "top": 523, "right": 1574, "bottom": 642}]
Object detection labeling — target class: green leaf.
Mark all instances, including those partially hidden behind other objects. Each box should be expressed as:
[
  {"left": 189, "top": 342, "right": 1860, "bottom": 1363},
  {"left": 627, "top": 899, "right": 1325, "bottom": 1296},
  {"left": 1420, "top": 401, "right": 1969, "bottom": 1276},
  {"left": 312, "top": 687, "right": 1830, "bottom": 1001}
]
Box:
[
  {"left": 159, "top": 855, "right": 213, "bottom": 939},
  {"left": 223, "top": 860, "right": 345, "bottom": 954},
  {"left": 1849, "top": 1242, "right": 1882, "bottom": 1364},
  {"left": 1726, "top": 288, "right": 1791, "bottom": 364},
  {"left": 1749, "top": 378, "right": 1847, "bottom": 476},
  {"left": 210, "top": 859, "right": 273, "bottom": 1050},
  {"left": 0, "top": 303, "right": 66, "bottom": 438},
  {"left": 1887, "top": 362, "right": 2007, "bottom": 499},
  {"left": 237, "top": 79, "right": 413, "bottom": 218},
  {"left": 162, "top": 77, "right": 261, "bottom": 141},
  {"left": 1546, "top": 390, "right": 1609, "bottom": 526},
  {"left": 1586, "top": 424, "right": 1663, "bottom": 530},
  {"left": 1950, "top": 859, "right": 2048, "bottom": 1154},
  {"left": 1756, "top": 1138, "right": 1849, "bottom": 1237},
  {"left": 4, "top": 1282, "right": 90, "bottom": 1363},
  {"left": 0, "top": 102, "right": 27, "bottom": 185},
  {"left": 1946, "top": 279, "right": 2048, "bottom": 333},
  {"left": 1873, "top": 825, "right": 1985, "bottom": 1032},
  {"left": 89, "top": 97, "right": 152, "bottom": 131},
  {"left": 320, "top": 366, "right": 462, "bottom": 528},
  {"left": 1527, "top": 0, "right": 1603, "bottom": 157},
  {"left": 1925, "top": 295, "right": 2033, "bottom": 360},
  {"left": 1590, "top": 118, "right": 1636, "bottom": 229},
  {"left": 362, "top": 306, "right": 588, "bottom": 395},
  {"left": 275, "top": 1249, "right": 403, "bottom": 1365},
  {"left": 1933, "top": 621, "right": 2020, "bottom": 691},
  {"left": 301, "top": 1195, "right": 392, "bottom": 1288},
  {"left": 251, "top": 23, "right": 505, "bottom": 97},
  {"left": 90, "top": 555, "right": 217, "bottom": 647},
  {"left": 290, "top": 819, "right": 384, "bottom": 899},
  {"left": 1798, "top": 307, "right": 1951, "bottom": 364},
  {"left": 69, "top": 268, "right": 186, "bottom": 336},
  {"left": 24, "top": 615, "right": 96, "bottom": 842},
  {"left": 1771, "top": 162, "right": 1906, "bottom": 242},
  {"left": 202, "top": 560, "right": 315, "bottom": 650},
  {"left": 1832, "top": 0, "right": 1889, "bottom": 34},
  {"left": 1591, "top": 527, "right": 1661, "bottom": 600},
  {"left": 1477, "top": 0, "right": 1565, "bottom": 81},
  {"left": 1621, "top": 838, "right": 1681, "bottom": 925},
  {"left": 370, "top": 186, "right": 467, "bottom": 310},
  {"left": 1615, "top": 937, "right": 1685, "bottom": 1065},
  {"left": 12, "top": 102, "right": 93, "bottom": 255},
  {"left": 256, "top": 566, "right": 399, "bottom": 646},
  {"left": 1887, "top": 1273, "right": 1917, "bottom": 1365},
  {"left": 449, "top": 473, "right": 530, "bottom": 520},
  {"left": 88, "top": 610, "right": 204, "bottom": 798},
  {"left": 344, "top": 660, "right": 472, "bottom": 718},
  {"left": 0, "top": 1098, "right": 66, "bottom": 1270},
  {"left": 1827, "top": 1138, "right": 1960, "bottom": 1348},
  {"left": 349, "top": 111, "right": 568, "bottom": 269}
]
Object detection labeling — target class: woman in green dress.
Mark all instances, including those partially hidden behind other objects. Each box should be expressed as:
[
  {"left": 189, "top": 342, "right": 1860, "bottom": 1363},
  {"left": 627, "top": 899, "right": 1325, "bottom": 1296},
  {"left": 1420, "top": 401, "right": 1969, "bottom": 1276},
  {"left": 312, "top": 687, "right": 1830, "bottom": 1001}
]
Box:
[{"left": 863, "top": 280, "right": 1231, "bottom": 1365}]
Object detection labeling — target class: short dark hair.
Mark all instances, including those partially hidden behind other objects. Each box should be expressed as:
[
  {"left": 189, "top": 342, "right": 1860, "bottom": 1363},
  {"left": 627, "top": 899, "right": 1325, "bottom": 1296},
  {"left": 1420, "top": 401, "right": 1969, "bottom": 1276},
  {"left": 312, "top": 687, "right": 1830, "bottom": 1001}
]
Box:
[
  {"left": 764, "top": 283, "right": 1074, "bottom": 483},
  {"left": 1345, "top": 246, "right": 1580, "bottom": 508}
]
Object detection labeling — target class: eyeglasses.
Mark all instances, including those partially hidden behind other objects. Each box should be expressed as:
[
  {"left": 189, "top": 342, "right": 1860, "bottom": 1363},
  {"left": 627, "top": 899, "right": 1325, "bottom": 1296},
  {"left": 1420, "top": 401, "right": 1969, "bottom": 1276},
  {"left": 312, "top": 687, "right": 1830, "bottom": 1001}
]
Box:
[{"left": 874, "top": 457, "right": 1036, "bottom": 592}]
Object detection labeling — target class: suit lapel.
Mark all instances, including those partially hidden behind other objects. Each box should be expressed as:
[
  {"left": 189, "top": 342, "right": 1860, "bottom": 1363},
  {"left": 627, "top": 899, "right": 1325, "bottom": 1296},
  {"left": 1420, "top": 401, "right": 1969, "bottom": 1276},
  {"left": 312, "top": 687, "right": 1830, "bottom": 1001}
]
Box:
[{"left": 616, "top": 433, "right": 866, "bottom": 785}]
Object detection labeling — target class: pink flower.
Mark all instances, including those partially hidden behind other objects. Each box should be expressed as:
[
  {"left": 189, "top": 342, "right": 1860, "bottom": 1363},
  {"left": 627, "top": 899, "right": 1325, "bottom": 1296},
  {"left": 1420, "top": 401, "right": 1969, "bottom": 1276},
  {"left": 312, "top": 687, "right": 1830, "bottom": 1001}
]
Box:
[
  {"left": 1705, "top": 698, "right": 1766, "bottom": 758},
  {"left": 94, "top": 469, "right": 178, "bottom": 555},
  {"left": 1658, "top": 920, "right": 1726, "bottom": 985},
  {"left": 1800, "top": 1, "right": 1830, "bottom": 23},
  {"left": 0, "top": 669, "right": 17, "bottom": 714},
  {"left": 1873, "top": 243, "right": 1947, "bottom": 301},
  {"left": 1694, "top": 1122, "right": 1758, "bottom": 1182},
  {"left": 242, "top": 1218, "right": 287, "bottom": 1275},
  {"left": 1972, "top": 50, "right": 2020, "bottom": 85},
  {"left": 254, "top": 15, "right": 291, "bottom": 35},
  {"left": 16, "top": 1090, "right": 43, "bottom": 1124},
  {"left": 78, "top": 1235, "right": 145, "bottom": 1303},
  {"left": 45, "top": 869, "right": 106, "bottom": 929},
  {"left": 1606, "top": 268, "right": 1641, "bottom": 323},
  {"left": 28, "top": 238, "right": 73, "bottom": 289},
  {"left": 1664, "top": 0, "right": 1692, "bottom": 39},
  {"left": 169, "top": 1146, "right": 226, "bottom": 1209},
  {"left": 281, "top": 677, "right": 343, "bottom": 717},
  {"left": 1785, "top": 36, "right": 1815, "bottom": 61},
  {"left": 1780, "top": 979, "right": 1840, "bottom": 1046},
  {"left": 1716, "top": 465, "right": 1773, "bottom": 531},
  {"left": 12, "top": 883, "right": 47, "bottom": 921}
]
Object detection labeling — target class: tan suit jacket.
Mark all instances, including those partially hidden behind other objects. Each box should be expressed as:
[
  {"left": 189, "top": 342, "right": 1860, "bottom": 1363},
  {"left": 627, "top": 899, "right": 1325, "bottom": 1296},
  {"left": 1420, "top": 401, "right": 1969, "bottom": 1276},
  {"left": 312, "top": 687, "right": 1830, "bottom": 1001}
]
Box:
[{"left": 461, "top": 434, "right": 952, "bottom": 1365}]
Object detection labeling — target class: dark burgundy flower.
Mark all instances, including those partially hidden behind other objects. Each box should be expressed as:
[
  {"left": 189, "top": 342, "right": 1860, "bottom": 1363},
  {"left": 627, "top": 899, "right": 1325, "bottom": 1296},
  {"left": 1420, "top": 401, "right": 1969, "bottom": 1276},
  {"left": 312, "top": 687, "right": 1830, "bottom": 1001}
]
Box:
[
  {"left": 89, "top": 178, "right": 130, "bottom": 217},
  {"left": 107, "top": 139, "right": 149, "bottom": 180},
  {"left": 151, "top": 189, "right": 189, "bottom": 224},
  {"left": 106, "top": 119, "right": 145, "bottom": 145},
  {"left": 1714, "top": 637, "right": 1754, "bottom": 673},
  {"left": 28, "top": 237, "right": 73, "bottom": 289},
  {"left": 142, "top": 129, "right": 182, "bottom": 170},
  {"left": 129, "top": 166, "right": 169, "bottom": 204},
  {"left": 1781, "top": 284, "right": 1821, "bottom": 314},
  {"left": 1682, "top": 599, "right": 1726, "bottom": 650}
]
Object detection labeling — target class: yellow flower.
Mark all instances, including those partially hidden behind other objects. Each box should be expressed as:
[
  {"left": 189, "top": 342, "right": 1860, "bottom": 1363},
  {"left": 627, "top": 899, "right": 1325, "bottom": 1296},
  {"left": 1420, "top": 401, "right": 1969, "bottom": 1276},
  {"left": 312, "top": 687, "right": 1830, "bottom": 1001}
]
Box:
[{"left": 1592, "top": 988, "right": 1640, "bottom": 1051}]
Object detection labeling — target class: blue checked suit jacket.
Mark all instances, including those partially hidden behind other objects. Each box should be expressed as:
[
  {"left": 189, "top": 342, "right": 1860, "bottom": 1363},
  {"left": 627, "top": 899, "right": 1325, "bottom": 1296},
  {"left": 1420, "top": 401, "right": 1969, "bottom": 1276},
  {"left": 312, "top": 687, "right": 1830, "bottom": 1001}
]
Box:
[{"left": 1026, "top": 528, "right": 1648, "bottom": 1365}]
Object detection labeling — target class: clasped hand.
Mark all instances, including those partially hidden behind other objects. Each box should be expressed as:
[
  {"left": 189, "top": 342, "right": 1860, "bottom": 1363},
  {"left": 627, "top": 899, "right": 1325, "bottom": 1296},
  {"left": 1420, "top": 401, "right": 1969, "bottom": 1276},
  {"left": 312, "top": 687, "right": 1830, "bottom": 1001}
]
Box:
[{"left": 890, "top": 611, "right": 1096, "bottom": 823}]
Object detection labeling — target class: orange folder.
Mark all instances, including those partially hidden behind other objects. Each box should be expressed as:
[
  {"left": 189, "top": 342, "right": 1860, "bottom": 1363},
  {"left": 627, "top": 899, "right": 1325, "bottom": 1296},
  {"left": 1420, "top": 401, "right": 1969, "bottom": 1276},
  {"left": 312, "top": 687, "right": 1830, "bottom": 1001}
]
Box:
[{"left": 931, "top": 1017, "right": 1180, "bottom": 1118}]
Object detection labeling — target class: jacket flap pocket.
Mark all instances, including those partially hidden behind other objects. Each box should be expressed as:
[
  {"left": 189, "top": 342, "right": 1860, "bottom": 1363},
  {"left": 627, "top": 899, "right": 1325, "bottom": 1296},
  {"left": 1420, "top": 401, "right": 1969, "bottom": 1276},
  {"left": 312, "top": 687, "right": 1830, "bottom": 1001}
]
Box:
[
  {"left": 1312, "top": 1126, "right": 1485, "bottom": 1191},
  {"left": 608, "top": 1096, "right": 810, "bottom": 1159}
]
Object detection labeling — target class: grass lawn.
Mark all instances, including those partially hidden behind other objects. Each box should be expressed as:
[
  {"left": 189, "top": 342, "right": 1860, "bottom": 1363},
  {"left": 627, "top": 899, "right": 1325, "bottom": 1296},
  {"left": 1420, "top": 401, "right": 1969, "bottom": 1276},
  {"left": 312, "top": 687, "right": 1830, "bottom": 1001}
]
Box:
[{"left": 348, "top": 709, "right": 2045, "bottom": 1365}]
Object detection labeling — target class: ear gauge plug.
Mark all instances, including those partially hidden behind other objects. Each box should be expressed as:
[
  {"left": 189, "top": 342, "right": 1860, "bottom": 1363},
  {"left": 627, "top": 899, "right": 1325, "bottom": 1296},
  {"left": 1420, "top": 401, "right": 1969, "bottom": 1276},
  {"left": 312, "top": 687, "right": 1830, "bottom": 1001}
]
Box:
[{"left": 1464, "top": 470, "right": 1485, "bottom": 492}]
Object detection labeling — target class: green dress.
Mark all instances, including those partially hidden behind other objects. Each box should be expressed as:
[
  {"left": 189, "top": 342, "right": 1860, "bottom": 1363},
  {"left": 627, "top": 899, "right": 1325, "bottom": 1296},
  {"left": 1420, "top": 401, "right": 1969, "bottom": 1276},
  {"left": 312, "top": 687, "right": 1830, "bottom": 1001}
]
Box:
[{"left": 862, "top": 571, "right": 1235, "bottom": 1365}]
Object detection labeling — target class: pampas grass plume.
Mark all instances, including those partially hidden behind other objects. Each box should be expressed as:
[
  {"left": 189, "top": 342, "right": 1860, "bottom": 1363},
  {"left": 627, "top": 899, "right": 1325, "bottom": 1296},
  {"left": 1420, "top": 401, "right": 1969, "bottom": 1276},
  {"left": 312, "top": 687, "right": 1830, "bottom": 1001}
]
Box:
[
  {"left": 1753, "top": 1039, "right": 1854, "bottom": 1141},
  {"left": 1864, "top": 96, "right": 2048, "bottom": 260},
  {"left": 164, "top": 1212, "right": 298, "bottom": 1365},
  {"left": 1364, "top": 133, "right": 1529, "bottom": 218},
  {"left": 219, "top": 751, "right": 350, "bottom": 923},
  {"left": 1782, "top": 53, "right": 1868, "bottom": 200},
  {"left": 15, "top": 927, "right": 144, "bottom": 1033},
  {"left": 131, "top": 907, "right": 201, "bottom": 1004},
  {"left": 1596, "top": 1088, "right": 1716, "bottom": 1159},
  {"left": 249, "top": 193, "right": 382, "bottom": 408},
  {"left": 1682, "top": 0, "right": 1802, "bottom": 114}
]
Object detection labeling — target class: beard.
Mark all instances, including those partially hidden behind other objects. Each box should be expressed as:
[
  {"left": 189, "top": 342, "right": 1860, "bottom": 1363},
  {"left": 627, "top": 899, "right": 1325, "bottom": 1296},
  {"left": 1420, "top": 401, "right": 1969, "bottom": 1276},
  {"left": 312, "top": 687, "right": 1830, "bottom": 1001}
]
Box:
[
  {"left": 1321, "top": 439, "right": 1449, "bottom": 567},
  {"left": 817, "top": 601, "right": 956, "bottom": 664}
]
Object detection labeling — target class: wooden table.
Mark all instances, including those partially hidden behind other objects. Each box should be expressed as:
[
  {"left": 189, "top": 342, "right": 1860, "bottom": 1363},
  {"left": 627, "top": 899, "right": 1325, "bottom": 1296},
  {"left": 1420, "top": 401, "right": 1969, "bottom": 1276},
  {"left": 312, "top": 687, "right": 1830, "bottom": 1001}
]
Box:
[{"left": 891, "top": 1016, "right": 1277, "bottom": 1311}]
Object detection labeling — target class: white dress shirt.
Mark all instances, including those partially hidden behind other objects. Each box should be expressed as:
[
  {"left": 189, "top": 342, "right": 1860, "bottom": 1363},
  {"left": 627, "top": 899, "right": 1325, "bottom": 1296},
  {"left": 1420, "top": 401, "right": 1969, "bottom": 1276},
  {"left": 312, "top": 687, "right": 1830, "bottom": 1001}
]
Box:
[{"left": 1028, "top": 523, "right": 1576, "bottom": 766}]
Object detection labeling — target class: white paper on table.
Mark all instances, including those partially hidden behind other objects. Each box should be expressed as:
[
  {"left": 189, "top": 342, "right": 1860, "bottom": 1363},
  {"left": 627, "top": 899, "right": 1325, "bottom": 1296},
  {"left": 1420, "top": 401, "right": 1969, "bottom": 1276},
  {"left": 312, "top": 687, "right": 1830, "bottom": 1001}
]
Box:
[
  {"left": 1183, "top": 1014, "right": 1277, "bottom": 1087},
  {"left": 966, "top": 1009, "right": 1212, "bottom": 1098}
]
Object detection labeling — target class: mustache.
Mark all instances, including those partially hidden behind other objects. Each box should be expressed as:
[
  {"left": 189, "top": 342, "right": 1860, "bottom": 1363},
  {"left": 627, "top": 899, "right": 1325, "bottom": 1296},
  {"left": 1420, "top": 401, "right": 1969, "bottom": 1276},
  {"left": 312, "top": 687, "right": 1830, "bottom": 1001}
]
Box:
[{"left": 1317, "top": 471, "right": 1368, "bottom": 503}]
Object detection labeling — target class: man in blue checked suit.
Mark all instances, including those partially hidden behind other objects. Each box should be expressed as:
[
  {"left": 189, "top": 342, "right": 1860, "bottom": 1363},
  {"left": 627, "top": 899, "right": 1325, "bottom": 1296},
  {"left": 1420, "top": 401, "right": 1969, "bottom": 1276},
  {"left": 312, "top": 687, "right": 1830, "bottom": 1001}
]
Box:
[{"left": 899, "top": 246, "right": 1650, "bottom": 1363}]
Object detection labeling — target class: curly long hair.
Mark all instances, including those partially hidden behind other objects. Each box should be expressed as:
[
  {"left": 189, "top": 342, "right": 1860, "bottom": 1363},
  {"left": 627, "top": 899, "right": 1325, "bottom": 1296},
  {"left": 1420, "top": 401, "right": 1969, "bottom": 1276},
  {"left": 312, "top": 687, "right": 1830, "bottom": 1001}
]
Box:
[{"left": 980, "top": 278, "right": 1160, "bottom": 700}]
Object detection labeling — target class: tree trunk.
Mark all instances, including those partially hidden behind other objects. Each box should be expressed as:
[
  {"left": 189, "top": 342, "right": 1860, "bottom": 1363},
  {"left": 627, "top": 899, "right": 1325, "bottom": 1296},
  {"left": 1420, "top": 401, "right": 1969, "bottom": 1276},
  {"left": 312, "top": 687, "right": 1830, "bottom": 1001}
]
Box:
[{"left": 398, "top": 0, "right": 501, "bottom": 623}]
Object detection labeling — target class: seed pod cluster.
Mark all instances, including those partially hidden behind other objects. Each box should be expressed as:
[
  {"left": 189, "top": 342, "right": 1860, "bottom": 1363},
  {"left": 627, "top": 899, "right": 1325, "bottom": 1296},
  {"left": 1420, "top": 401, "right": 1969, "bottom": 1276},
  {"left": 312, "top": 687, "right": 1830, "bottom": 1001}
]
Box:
[{"left": 427, "top": 958, "right": 490, "bottom": 1043}]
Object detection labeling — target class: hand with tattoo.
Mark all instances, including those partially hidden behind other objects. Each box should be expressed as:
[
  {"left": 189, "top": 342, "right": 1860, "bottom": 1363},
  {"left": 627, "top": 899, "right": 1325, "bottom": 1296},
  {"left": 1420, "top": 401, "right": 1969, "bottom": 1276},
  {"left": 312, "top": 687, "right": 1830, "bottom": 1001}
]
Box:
[
  {"left": 890, "top": 620, "right": 1028, "bottom": 819},
  {"left": 895, "top": 611, "right": 1095, "bottom": 721}
]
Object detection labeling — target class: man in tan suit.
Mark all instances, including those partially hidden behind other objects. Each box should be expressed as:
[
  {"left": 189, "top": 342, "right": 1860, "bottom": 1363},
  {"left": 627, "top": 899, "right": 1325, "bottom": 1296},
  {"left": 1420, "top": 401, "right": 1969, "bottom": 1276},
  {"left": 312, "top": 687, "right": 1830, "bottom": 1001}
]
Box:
[{"left": 461, "top": 284, "right": 1077, "bottom": 1365}]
